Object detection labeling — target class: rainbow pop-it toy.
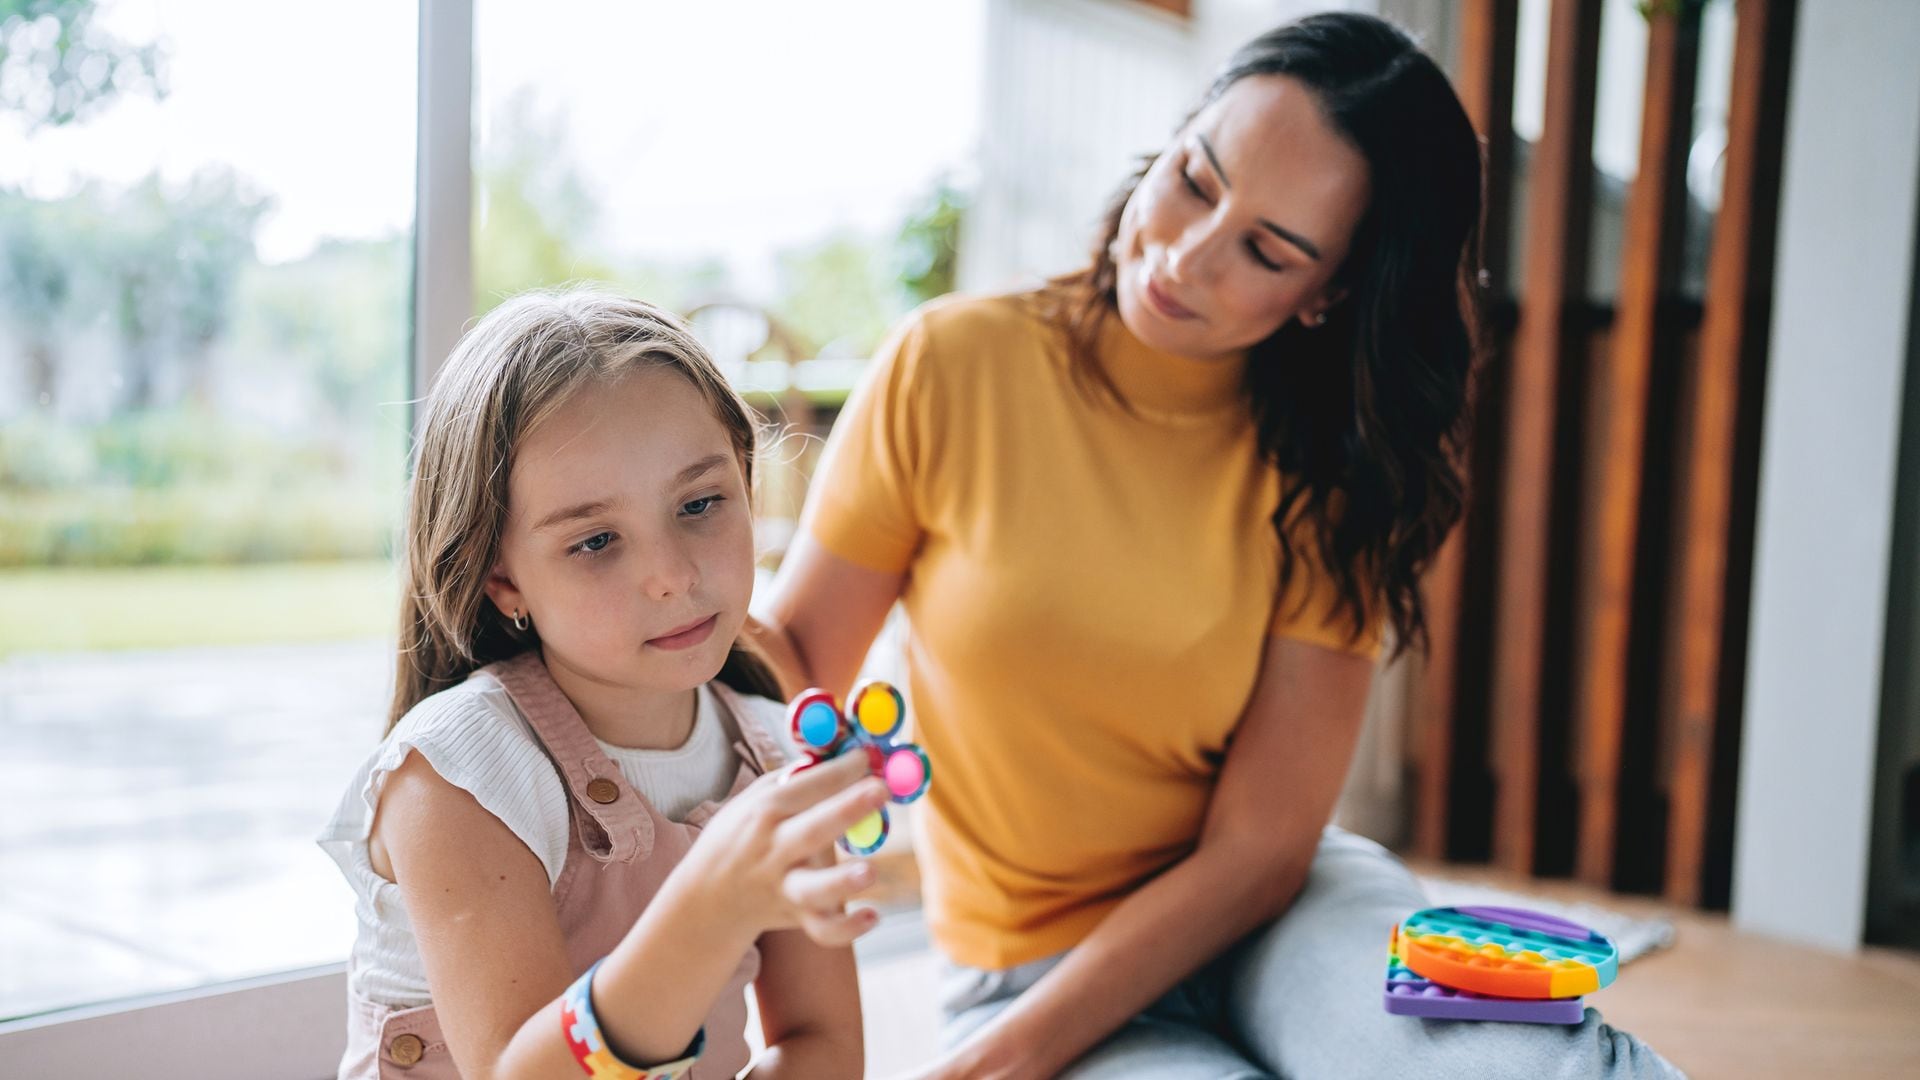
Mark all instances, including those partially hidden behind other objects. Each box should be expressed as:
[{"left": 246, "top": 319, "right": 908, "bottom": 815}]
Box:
[
  {"left": 1383, "top": 923, "right": 1587, "bottom": 1024},
  {"left": 1383, "top": 905, "right": 1620, "bottom": 1025}
]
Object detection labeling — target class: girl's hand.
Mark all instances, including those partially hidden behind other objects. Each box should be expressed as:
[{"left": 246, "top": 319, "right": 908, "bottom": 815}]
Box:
[{"left": 676, "top": 751, "right": 889, "bottom": 946}]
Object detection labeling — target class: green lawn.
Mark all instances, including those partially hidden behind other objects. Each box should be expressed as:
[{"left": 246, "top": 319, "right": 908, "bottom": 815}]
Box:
[{"left": 0, "top": 560, "right": 398, "bottom": 656}]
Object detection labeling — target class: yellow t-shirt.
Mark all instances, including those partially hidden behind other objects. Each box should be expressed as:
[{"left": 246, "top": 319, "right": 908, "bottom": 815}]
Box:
[{"left": 802, "top": 290, "right": 1381, "bottom": 969}]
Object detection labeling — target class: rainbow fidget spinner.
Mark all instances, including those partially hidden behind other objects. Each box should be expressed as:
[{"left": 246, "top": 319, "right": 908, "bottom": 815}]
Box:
[
  {"left": 787, "top": 682, "right": 930, "bottom": 856},
  {"left": 1384, "top": 905, "right": 1618, "bottom": 1023}
]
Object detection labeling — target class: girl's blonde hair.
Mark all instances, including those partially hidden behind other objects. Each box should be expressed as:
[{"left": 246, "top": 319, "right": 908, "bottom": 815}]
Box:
[{"left": 387, "top": 287, "right": 782, "bottom": 732}]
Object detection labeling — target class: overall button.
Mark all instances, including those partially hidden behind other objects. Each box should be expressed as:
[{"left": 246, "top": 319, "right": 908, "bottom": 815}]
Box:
[
  {"left": 586, "top": 778, "right": 620, "bottom": 804},
  {"left": 389, "top": 1033, "right": 424, "bottom": 1066}
]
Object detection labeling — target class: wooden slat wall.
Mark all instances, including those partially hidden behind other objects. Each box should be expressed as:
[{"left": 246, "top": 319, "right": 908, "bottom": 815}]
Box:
[
  {"left": 1491, "top": 0, "right": 1602, "bottom": 877},
  {"left": 1659, "top": 0, "right": 1798, "bottom": 908},
  {"left": 1413, "top": 0, "right": 1517, "bottom": 863},
  {"left": 1571, "top": 3, "right": 1703, "bottom": 888},
  {"left": 1411, "top": 0, "right": 1798, "bottom": 905}
]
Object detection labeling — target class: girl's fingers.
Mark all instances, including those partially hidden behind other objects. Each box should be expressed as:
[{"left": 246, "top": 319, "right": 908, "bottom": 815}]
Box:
[
  {"left": 775, "top": 776, "right": 889, "bottom": 856},
  {"left": 762, "top": 752, "right": 871, "bottom": 814},
  {"left": 782, "top": 859, "right": 877, "bottom": 915},
  {"left": 797, "top": 905, "right": 880, "bottom": 949}
]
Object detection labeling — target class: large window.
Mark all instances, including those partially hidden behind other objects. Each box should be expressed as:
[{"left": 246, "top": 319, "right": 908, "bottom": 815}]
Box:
[
  {"left": 0, "top": 0, "right": 417, "bottom": 1020},
  {"left": 1, "top": 0, "right": 987, "bottom": 1028},
  {"left": 471, "top": 0, "right": 982, "bottom": 548}
]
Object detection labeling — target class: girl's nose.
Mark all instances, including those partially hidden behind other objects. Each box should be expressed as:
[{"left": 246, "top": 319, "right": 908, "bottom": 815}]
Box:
[{"left": 640, "top": 543, "right": 699, "bottom": 600}]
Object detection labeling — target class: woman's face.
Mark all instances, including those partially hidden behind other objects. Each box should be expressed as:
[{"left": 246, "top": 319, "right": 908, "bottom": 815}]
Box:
[{"left": 1114, "top": 74, "right": 1372, "bottom": 361}]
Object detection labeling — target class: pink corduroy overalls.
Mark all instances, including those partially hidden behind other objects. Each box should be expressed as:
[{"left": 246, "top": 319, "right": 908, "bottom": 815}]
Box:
[{"left": 338, "top": 650, "right": 789, "bottom": 1079}]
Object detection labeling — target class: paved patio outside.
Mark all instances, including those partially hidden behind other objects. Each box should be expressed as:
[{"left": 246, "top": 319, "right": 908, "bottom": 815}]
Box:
[{"left": 0, "top": 640, "right": 390, "bottom": 1020}]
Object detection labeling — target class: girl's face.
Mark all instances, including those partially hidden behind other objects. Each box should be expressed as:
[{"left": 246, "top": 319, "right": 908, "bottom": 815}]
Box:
[
  {"left": 1113, "top": 74, "right": 1372, "bottom": 361},
  {"left": 485, "top": 366, "right": 756, "bottom": 696}
]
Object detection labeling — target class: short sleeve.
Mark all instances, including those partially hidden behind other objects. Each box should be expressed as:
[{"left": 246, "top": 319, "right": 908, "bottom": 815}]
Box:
[
  {"left": 799, "top": 309, "right": 934, "bottom": 574},
  {"left": 1268, "top": 522, "right": 1387, "bottom": 659},
  {"left": 319, "top": 678, "right": 572, "bottom": 889}
]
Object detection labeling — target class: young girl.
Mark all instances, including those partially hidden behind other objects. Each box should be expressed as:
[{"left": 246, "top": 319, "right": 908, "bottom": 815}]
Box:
[{"left": 319, "top": 289, "right": 886, "bottom": 1079}]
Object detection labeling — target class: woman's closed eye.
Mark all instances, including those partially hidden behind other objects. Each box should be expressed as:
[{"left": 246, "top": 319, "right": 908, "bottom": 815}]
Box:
[
  {"left": 1181, "top": 167, "right": 1211, "bottom": 204},
  {"left": 1179, "top": 168, "right": 1285, "bottom": 273}
]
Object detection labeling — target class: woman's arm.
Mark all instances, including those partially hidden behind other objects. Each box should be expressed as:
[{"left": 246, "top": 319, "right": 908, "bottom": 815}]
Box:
[
  {"left": 924, "top": 635, "right": 1377, "bottom": 1080},
  {"left": 743, "top": 920, "right": 866, "bottom": 1077},
  {"left": 757, "top": 532, "right": 906, "bottom": 697}
]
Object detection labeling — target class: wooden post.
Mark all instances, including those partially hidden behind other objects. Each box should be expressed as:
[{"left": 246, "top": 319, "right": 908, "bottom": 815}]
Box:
[
  {"left": 1571, "top": 1, "right": 1703, "bottom": 887},
  {"left": 1662, "top": 0, "right": 1798, "bottom": 908},
  {"left": 1413, "top": 0, "right": 1519, "bottom": 861},
  {"left": 1491, "top": 0, "right": 1601, "bottom": 876}
]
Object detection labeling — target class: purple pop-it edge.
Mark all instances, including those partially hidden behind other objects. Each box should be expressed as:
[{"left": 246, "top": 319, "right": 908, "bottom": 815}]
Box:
[
  {"left": 1383, "top": 979, "right": 1586, "bottom": 1024},
  {"left": 1453, "top": 905, "right": 1596, "bottom": 941}
]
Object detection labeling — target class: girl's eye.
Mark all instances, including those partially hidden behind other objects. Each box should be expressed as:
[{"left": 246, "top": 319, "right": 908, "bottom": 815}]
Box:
[
  {"left": 1246, "top": 241, "right": 1283, "bottom": 272},
  {"left": 682, "top": 495, "right": 724, "bottom": 517},
  {"left": 1181, "top": 170, "right": 1209, "bottom": 202},
  {"left": 570, "top": 532, "right": 614, "bottom": 557}
]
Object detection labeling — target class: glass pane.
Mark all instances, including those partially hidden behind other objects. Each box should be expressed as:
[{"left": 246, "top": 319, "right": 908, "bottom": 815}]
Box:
[
  {"left": 1586, "top": 0, "right": 1650, "bottom": 304},
  {"left": 1680, "top": 0, "right": 1737, "bottom": 298},
  {"left": 0, "top": 0, "right": 416, "bottom": 1019},
  {"left": 1506, "top": 0, "right": 1551, "bottom": 290},
  {"left": 1508, "top": 0, "right": 1652, "bottom": 305},
  {"left": 471, "top": 0, "right": 983, "bottom": 549}
]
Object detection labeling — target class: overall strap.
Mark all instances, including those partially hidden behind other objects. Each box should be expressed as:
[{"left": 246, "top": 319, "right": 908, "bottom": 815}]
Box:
[
  {"left": 487, "top": 651, "right": 653, "bottom": 863},
  {"left": 707, "top": 680, "right": 793, "bottom": 776}
]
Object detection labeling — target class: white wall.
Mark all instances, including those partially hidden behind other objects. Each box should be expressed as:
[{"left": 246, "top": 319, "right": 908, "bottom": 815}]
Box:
[
  {"left": 958, "top": 0, "right": 1380, "bottom": 294},
  {"left": 1731, "top": 1, "right": 1920, "bottom": 951}
]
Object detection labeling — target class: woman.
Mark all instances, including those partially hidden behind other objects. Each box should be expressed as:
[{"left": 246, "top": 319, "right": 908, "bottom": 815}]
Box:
[{"left": 759, "top": 12, "right": 1682, "bottom": 1079}]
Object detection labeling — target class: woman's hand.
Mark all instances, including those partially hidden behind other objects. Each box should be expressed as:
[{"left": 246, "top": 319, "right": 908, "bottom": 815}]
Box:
[
  {"left": 889, "top": 1059, "right": 966, "bottom": 1080},
  {"left": 887, "top": 1037, "right": 1035, "bottom": 1080},
  {"left": 674, "top": 751, "right": 890, "bottom": 946},
  {"left": 888, "top": 1052, "right": 974, "bottom": 1080}
]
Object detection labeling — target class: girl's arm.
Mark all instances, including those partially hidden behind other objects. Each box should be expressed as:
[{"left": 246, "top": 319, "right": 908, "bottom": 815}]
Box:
[
  {"left": 374, "top": 749, "right": 883, "bottom": 1080},
  {"left": 920, "top": 634, "right": 1376, "bottom": 1080}
]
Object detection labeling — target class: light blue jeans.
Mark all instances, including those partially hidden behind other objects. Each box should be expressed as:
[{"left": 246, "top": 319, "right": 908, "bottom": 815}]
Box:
[{"left": 938, "top": 828, "right": 1686, "bottom": 1079}]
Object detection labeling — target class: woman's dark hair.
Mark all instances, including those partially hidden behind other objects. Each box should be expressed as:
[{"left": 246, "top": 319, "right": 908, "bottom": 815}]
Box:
[{"left": 1045, "top": 12, "right": 1483, "bottom": 657}]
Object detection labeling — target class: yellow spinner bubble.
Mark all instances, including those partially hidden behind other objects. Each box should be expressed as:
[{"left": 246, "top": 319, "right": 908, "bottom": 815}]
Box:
[
  {"left": 856, "top": 687, "right": 899, "bottom": 735},
  {"left": 846, "top": 811, "right": 885, "bottom": 849}
]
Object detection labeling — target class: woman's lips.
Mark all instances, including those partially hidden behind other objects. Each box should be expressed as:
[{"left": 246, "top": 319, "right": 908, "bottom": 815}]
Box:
[
  {"left": 647, "top": 614, "right": 718, "bottom": 651},
  {"left": 1143, "top": 274, "right": 1198, "bottom": 321}
]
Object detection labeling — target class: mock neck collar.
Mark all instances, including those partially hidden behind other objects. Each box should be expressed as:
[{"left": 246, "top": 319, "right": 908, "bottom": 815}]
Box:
[{"left": 1094, "top": 307, "right": 1249, "bottom": 419}]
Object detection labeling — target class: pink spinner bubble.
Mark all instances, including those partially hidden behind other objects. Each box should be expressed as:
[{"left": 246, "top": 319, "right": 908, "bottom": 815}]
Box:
[{"left": 884, "top": 746, "right": 930, "bottom": 800}]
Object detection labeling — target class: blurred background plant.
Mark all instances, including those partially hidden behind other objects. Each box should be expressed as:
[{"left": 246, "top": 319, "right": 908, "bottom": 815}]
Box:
[{"left": 0, "top": 0, "right": 972, "bottom": 655}]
